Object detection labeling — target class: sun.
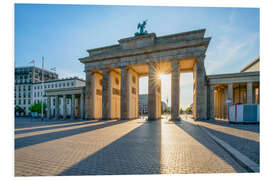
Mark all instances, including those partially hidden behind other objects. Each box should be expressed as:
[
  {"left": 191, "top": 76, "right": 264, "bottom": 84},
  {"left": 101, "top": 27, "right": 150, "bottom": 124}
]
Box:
[{"left": 158, "top": 73, "right": 166, "bottom": 80}]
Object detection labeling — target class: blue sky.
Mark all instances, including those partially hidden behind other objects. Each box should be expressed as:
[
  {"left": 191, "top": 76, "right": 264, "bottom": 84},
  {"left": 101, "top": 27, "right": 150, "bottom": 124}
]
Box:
[{"left": 14, "top": 4, "right": 259, "bottom": 108}]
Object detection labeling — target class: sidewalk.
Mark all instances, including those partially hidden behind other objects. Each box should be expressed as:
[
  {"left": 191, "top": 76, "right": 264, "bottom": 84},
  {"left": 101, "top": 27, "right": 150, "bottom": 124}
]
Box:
[{"left": 181, "top": 115, "right": 259, "bottom": 172}]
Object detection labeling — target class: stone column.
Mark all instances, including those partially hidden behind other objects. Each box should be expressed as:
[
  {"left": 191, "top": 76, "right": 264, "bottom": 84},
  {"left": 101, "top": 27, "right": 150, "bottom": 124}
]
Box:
[
  {"left": 209, "top": 85, "right": 215, "bottom": 120},
  {"left": 102, "top": 69, "right": 112, "bottom": 120},
  {"left": 216, "top": 89, "right": 220, "bottom": 118},
  {"left": 228, "top": 83, "right": 233, "bottom": 104},
  {"left": 193, "top": 56, "right": 207, "bottom": 120},
  {"left": 247, "top": 82, "right": 253, "bottom": 104},
  {"left": 55, "top": 95, "right": 59, "bottom": 119},
  {"left": 71, "top": 94, "right": 75, "bottom": 119},
  {"left": 84, "top": 71, "right": 93, "bottom": 119},
  {"left": 148, "top": 63, "right": 161, "bottom": 120},
  {"left": 63, "top": 95, "right": 67, "bottom": 119},
  {"left": 121, "top": 67, "right": 129, "bottom": 120},
  {"left": 47, "top": 96, "right": 51, "bottom": 119},
  {"left": 137, "top": 74, "right": 140, "bottom": 118},
  {"left": 224, "top": 87, "right": 228, "bottom": 119},
  {"left": 171, "top": 60, "right": 180, "bottom": 120},
  {"left": 80, "top": 93, "right": 84, "bottom": 119}
]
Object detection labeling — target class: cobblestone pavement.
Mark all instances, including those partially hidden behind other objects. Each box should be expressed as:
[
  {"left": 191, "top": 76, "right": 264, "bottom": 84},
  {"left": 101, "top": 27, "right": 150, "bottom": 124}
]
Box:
[
  {"left": 181, "top": 115, "right": 260, "bottom": 164},
  {"left": 15, "top": 117, "right": 247, "bottom": 176}
]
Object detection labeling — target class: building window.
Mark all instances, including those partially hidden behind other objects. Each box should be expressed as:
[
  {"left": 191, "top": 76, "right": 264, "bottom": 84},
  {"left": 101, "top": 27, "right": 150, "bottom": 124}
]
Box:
[
  {"left": 48, "top": 85, "right": 50, "bottom": 88},
  {"left": 53, "top": 99, "right": 55, "bottom": 105},
  {"left": 34, "top": 92, "right": 36, "bottom": 97},
  {"left": 34, "top": 86, "right": 36, "bottom": 90},
  {"left": 28, "top": 92, "right": 31, "bottom": 98},
  {"left": 52, "top": 84, "right": 54, "bottom": 88},
  {"left": 45, "top": 85, "right": 47, "bottom": 89},
  {"left": 55, "top": 84, "right": 57, "bottom": 88},
  {"left": 19, "top": 100, "right": 21, "bottom": 105},
  {"left": 23, "top": 99, "right": 26, "bottom": 105},
  {"left": 28, "top": 86, "right": 31, "bottom": 91},
  {"left": 63, "top": 83, "right": 65, "bottom": 87},
  {"left": 59, "top": 83, "right": 61, "bottom": 87},
  {"left": 28, "top": 99, "right": 31, "bottom": 104},
  {"left": 71, "top": 82, "right": 74, "bottom": 86}
]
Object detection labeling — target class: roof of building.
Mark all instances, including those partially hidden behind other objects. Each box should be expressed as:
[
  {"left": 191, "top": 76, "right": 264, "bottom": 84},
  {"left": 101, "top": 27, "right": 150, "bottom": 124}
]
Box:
[
  {"left": 32, "top": 77, "right": 85, "bottom": 85},
  {"left": 15, "top": 66, "right": 58, "bottom": 75},
  {"left": 240, "top": 57, "right": 260, "bottom": 72}
]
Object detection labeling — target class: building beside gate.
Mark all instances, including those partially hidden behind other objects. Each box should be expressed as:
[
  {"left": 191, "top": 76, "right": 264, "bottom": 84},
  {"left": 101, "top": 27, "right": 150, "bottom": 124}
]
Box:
[
  {"left": 207, "top": 57, "right": 260, "bottom": 121},
  {"left": 14, "top": 66, "right": 58, "bottom": 116},
  {"left": 139, "top": 94, "right": 168, "bottom": 115}
]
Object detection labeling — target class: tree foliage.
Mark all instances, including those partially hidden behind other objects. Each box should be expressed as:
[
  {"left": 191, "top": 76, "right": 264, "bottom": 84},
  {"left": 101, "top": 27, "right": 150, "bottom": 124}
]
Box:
[
  {"left": 185, "top": 107, "right": 192, "bottom": 114},
  {"left": 15, "top": 105, "right": 25, "bottom": 114},
  {"left": 179, "top": 108, "right": 184, "bottom": 114},
  {"left": 29, "top": 102, "right": 46, "bottom": 114}
]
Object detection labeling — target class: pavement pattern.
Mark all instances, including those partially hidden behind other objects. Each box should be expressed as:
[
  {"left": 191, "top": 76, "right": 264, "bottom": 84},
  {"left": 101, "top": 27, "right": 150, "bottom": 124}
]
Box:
[
  {"left": 14, "top": 117, "right": 247, "bottom": 176},
  {"left": 190, "top": 116, "right": 260, "bottom": 165}
]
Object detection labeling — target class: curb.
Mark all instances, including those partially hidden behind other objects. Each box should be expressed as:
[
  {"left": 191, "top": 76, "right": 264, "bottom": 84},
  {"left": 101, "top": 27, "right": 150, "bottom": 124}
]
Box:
[{"left": 199, "top": 125, "right": 259, "bottom": 173}]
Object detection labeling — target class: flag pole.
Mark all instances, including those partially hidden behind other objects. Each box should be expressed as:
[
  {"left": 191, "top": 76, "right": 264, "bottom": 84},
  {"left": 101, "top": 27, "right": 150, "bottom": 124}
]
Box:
[{"left": 41, "top": 56, "right": 44, "bottom": 121}]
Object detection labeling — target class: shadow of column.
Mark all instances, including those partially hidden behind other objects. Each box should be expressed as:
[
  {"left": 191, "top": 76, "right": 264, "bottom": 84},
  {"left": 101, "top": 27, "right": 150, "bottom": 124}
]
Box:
[{"left": 59, "top": 120, "right": 161, "bottom": 175}]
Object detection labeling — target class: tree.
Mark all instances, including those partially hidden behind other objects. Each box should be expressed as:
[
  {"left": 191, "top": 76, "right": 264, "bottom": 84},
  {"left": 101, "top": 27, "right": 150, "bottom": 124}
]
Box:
[
  {"left": 15, "top": 105, "right": 25, "bottom": 115},
  {"left": 29, "top": 102, "right": 46, "bottom": 114},
  {"left": 185, "top": 107, "right": 192, "bottom": 114},
  {"left": 179, "top": 108, "right": 184, "bottom": 114}
]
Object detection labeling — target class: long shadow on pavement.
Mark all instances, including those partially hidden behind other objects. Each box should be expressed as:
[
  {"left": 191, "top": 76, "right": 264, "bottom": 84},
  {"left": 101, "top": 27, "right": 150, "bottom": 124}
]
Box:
[
  {"left": 15, "top": 121, "right": 101, "bottom": 135},
  {"left": 15, "top": 118, "right": 92, "bottom": 129},
  {"left": 198, "top": 120, "right": 259, "bottom": 133},
  {"left": 202, "top": 126, "right": 259, "bottom": 164},
  {"left": 174, "top": 120, "right": 247, "bottom": 173},
  {"left": 15, "top": 120, "right": 130, "bottom": 150},
  {"left": 59, "top": 120, "right": 161, "bottom": 175}
]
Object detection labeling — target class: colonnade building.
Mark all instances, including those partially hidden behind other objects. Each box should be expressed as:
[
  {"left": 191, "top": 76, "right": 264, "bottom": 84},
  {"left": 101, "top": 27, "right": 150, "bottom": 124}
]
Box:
[
  {"left": 208, "top": 57, "right": 260, "bottom": 120},
  {"left": 15, "top": 66, "right": 58, "bottom": 116}
]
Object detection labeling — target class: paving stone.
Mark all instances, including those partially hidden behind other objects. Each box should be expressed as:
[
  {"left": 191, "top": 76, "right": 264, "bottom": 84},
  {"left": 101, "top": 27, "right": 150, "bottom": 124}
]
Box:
[{"left": 15, "top": 117, "right": 247, "bottom": 176}]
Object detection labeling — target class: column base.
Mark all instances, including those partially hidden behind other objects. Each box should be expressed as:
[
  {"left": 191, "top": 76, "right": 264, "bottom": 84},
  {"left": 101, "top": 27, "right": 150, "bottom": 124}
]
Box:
[
  {"left": 146, "top": 117, "right": 161, "bottom": 121},
  {"left": 169, "top": 117, "right": 181, "bottom": 121},
  {"left": 120, "top": 117, "right": 138, "bottom": 120},
  {"left": 100, "top": 117, "right": 119, "bottom": 121}
]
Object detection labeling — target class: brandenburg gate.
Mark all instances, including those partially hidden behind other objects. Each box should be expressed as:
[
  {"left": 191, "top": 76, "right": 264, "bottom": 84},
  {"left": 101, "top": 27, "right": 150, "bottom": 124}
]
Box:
[{"left": 79, "top": 28, "right": 211, "bottom": 121}]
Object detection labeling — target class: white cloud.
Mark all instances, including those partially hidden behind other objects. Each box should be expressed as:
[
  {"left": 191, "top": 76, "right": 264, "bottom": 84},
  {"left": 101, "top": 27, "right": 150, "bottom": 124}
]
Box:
[{"left": 206, "top": 32, "right": 259, "bottom": 74}]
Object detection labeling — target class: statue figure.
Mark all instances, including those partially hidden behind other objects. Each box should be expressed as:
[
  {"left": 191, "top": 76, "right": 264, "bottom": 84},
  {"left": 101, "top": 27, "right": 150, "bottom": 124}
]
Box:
[{"left": 135, "top": 20, "right": 148, "bottom": 36}]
